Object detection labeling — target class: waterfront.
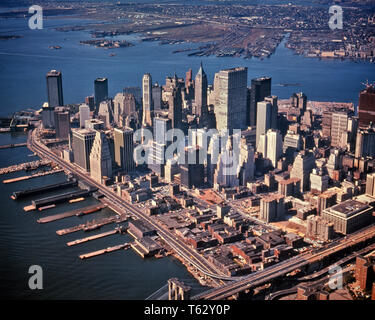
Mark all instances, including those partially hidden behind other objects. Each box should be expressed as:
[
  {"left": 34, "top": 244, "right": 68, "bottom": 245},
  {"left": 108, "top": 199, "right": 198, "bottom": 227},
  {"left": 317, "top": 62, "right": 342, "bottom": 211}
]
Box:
[
  {"left": 0, "top": 14, "right": 375, "bottom": 117},
  {"left": 0, "top": 132, "right": 201, "bottom": 299}
]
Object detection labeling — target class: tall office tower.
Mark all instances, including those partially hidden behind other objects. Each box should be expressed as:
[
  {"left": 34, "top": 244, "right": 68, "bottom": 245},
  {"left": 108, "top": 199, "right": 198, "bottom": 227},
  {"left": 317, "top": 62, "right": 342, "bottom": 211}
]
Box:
[
  {"left": 180, "top": 147, "right": 205, "bottom": 189},
  {"left": 256, "top": 101, "right": 272, "bottom": 147},
  {"left": 154, "top": 116, "right": 172, "bottom": 145},
  {"left": 237, "top": 138, "right": 255, "bottom": 185},
  {"left": 54, "top": 107, "right": 70, "bottom": 139},
  {"left": 185, "top": 69, "right": 194, "bottom": 99},
  {"left": 79, "top": 104, "right": 90, "bottom": 128},
  {"left": 42, "top": 103, "right": 55, "bottom": 128},
  {"left": 214, "top": 67, "right": 248, "bottom": 131},
  {"left": 355, "top": 126, "right": 375, "bottom": 158},
  {"left": 194, "top": 62, "right": 208, "bottom": 117},
  {"left": 114, "top": 127, "right": 135, "bottom": 173},
  {"left": 264, "top": 95, "right": 278, "bottom": 129},
  {"left": 283, "top": 130, "right": 302, "bottom": 163},
  {"left": 98, "top": 100, "right": 113, "bottom": 129},
  {"left": 72, "top": 128, "right": 96, "bottom": 171},
  {"left": 152, "top": 83, "right": 163, "bottom": 111},
  {"left": 89, "top": 131, "right": 112, "bottom": 183},
  {"left": 297, "top": 92, "right": 307, "bottom": 112},
  {"left": 331, "top": 112, "right": 348, "bottom": 147},
  {"left": 85, "top": 96, "right": 95, "bottom": 111},
  {"left": 249, "top": 77, "right": 271, "bottom": 127},
  {"left": 259, "top": 194, "right": 285, "bottom": 223},
  {"left": 290, "top": 150, "right": 316, "bottom": 192},
  {"left": 266, "top": 129, "right": 283, "bottom": 168},
  {"left": 365, "top": 172, "right": 375, "bottom": 197},
  {"left": 322, "top": 111, "right": 332, "bottom": 138},
  {"left": 142, "top": 73, "right": 153, "bottom": 127},
  {"left": 46, "top": 70, "right": 64, "bottom": 108},
  {"left": 94, "top": 78, "right": 108, "bottom": 111},
  {"left": 168, "top": 86, "right": 182, "bottom": 130},
  {"left": 113, "top": 92, "right": 137, "bottom": 126},
  {"left": 358, "top": 85, "right": 375, "bottom": 127},
  {"left": 123, "top": 87, "right": 142, "bottom": 107}
]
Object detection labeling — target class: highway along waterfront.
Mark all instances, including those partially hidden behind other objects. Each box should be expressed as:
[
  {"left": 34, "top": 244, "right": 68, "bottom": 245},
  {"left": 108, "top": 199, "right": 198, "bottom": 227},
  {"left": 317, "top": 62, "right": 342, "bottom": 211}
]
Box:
[{"left": 0, "top": 132, "right": 203, "bottom": 299}]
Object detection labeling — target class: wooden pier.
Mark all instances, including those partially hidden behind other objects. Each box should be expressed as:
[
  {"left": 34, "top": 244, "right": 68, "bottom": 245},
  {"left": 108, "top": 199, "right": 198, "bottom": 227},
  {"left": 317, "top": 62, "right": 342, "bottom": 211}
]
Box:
[
  {"left": 5, "top": 169, "right": 63, "bottom": 184},
  {"left": 79, "top": 242, "right": 131, "bottom": 260},
  {"left": 67, "top": 229, "right": 118, "bottom": 246},
  {"left": 37, "top": 204, "right": 106, "bottom": 224},
  {"left": 0, "top": 159, "right": 51, "bottom": 175},
  {"left": 56, "top": 215, "right": 128, "bottom": 236}
]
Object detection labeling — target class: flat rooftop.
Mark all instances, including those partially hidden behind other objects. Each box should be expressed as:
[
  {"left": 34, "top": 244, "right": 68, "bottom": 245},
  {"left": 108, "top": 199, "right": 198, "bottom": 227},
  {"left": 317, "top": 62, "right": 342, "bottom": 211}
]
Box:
[{"left": 329, "top": 199, "right": 371, "bottom": 216}]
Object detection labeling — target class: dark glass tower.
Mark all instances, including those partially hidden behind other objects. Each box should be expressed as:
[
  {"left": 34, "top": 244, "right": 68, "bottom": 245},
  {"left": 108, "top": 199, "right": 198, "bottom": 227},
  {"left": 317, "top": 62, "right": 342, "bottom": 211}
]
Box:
[
  {"left": 250, "top": 77, "right": 271, "bottom": 127},
  {"left": 46, "top": 70, "right": 64, "bottom": 108},
  {"left": 94, "top": 77, "right": 108, "bottom": 111}
]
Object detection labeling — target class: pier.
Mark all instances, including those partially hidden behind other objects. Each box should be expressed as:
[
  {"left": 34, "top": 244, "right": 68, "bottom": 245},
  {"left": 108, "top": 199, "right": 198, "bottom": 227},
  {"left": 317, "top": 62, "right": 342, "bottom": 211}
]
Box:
[
  {"left": 67, "top": 228, "right": 121, "bottom": 246},
  {"left": 0, "top": 159, "right": 51, "bottom": 175},
  {"left": 0, "top": 143, "right": 27, "bottom": 149},
  {"left": 79, "top": 242, "right": 131, "bottom": 260},
  {"left": 12, "top": 179, "right": 77, "bottom": 200},
  {"left": 37, "top": 204, "right": 106, "bottom": 224},
  {"left": 28, "top": 188, "right": 97, "bottom": 210},
  {"left": 4, "top": 169, "right": 64, "bottom": 184},
  {"left": 56, "top": 215, "right": 128, "bottom": 236}
]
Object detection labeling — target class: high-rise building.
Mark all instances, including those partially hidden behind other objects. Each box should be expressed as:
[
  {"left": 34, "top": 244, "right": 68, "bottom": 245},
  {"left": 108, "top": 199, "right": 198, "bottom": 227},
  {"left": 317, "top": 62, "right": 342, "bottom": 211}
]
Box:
[
  {"left": 42, "top": 103, "right": 55, "bottom": 128},
  {"left": 114, "top": 127, "right": 135, "bottom": 173},
  {"left": 54, "top": 106, "right": 70, "bottom": 139},
  {"left": 355, "top": 126, "right": 375, "bottom": 158},
  {"left": 79, "top": 104, "right": 90, "bottom": 128},
  {"left": 358, "top": 85, "right": 375, "bottom": 128},
  {"left": 237, "top": 138, "right": 255, "bottom": 185},
  {"left": 266, "top": 129, "right": 283, "bottom": 168},
  {"left": 94, "top": 78, "right": 108, "bottom": 111},
  {"left": 46, "top": 70, "right": 64, "bottom": 108},
  {"left": 72, "top": 128, "right": 96, "bottom": 171},
  {"left": 89, "top": 131, "right": 112, "bottom": 182},
  {"left": 180, "top": 147, "right": 204, "bottom": 189},
  {"left": 290, "top": 150, "right": 316, "bottom": 192},
  {"left": 113, "top": 92, "right": 137, "bottom": 126},
  {"left": 264, "top": 95, "right": 278, "bottom": 129},
  {"left": 98, "top": 100, "right": 113, "bottom": 129},
  {"left": 331, "top": 112, "right": 348, "bottom": 147},
  {"left": 256, "top": 101, "right": 273, "bottom": 147},
  {"left": 249, "top": 77, "right": 271, "bottom": 127},
  {"left": 214, "top": 67, "right": 248, "bottom": 131},
  {"left": 365, "top": 172, "right": 375, "bottom": 197},
  {"left": 85, "top": 95, "right": 95, "bottom": 111},
  {"left": 142, "top": 73, "right": 153, "bottom": 127},
  {"left": 152, "top": 83, "right": 163, "bottom": 111},
  {"left": 168, "top": 86, "right": 182, "bottom": 130},
  {"left": 194, "top": 62, "right": 208, "bottom": 117},
  {"left": 260, "top": 194, "right": 285, "bottom": 223}
]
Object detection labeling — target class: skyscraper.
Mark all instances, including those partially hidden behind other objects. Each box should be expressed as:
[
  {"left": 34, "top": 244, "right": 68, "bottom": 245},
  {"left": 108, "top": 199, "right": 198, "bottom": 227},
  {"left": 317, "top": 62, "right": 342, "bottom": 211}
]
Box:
[
  {"left": 85, "top": 95, "right": 95, "bottom": 111},
  {"left": 214, "top": 67, "right": 248, "bottom": 131},
  {"left": 256, "top": 101, "right": 272, "bottom": 147},
  {"left": 250, "top": 77, "right": 271, "bottom": 127},
  {"left": 79, "top": 103, "right": 90, "bottom": 128},
  {"left": 152, "top": 83, "right": 163, "bottom": 111},
  {"left": 94, "top": 78, "right": 108, "bottom": 111},
  {"left": 290, "top": 150, "right": 316, "bottom": 192},
  {"left": 358, "top": 85, "right": 375, "bottom": 128},
  {"left": 46, "top": 70, "right": 64, "bottom": 108},
  {"left": 54, "top": 107, "right": 70, "bottom": 139},
  {"left": 168, "top": 86, "right": 182, "bottom": 130},
  {"left": 114, "top": 127, "right": 135, "bottom": 173},
  {"left": 266, "top": 129, "right": 283, "bottom": 168},
  {"left": 89, "top": 131, "right": 113, "bottom": 182},
  {"left": 72, "top": 128, "right": 96, "bottom": 171},
  {"left": 194, "top": 62, "right": 208, "bottom": 117},
  {"left": 142, "top": 73, "right": 153, "bottom": 127},
  {"left": 330, "top": 112, "right": 348, "bottom": 147}
]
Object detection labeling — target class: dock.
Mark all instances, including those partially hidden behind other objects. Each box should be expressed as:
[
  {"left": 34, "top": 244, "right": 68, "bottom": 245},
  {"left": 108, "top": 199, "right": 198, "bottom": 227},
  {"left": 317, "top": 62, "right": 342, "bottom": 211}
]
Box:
[
  {"left": 29, "top": 188, "right": 97, "bottom": 210},
  {"left": 0, "top": 159, "right": 51, "bottom": 175},
  {"left": 0, "top": 143, "right": 27, "bottom": 149},
  {"left": 12, "top": 179, "right": 77, "bottom": 200},
  {"left": 79, "top": 242, "right": 131, "bottom": 260},
  {"left": 4, "top": 169, "right": 63, "bottom": 184},
  {"left": 67, "top": 229, "right": 119, "bottom": 246},
  {"left": 56, "top": 215, "right": 128, "bottom": 236},
  {"left": 37, "top": 204, "right": 106, "bottom": 224}
]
